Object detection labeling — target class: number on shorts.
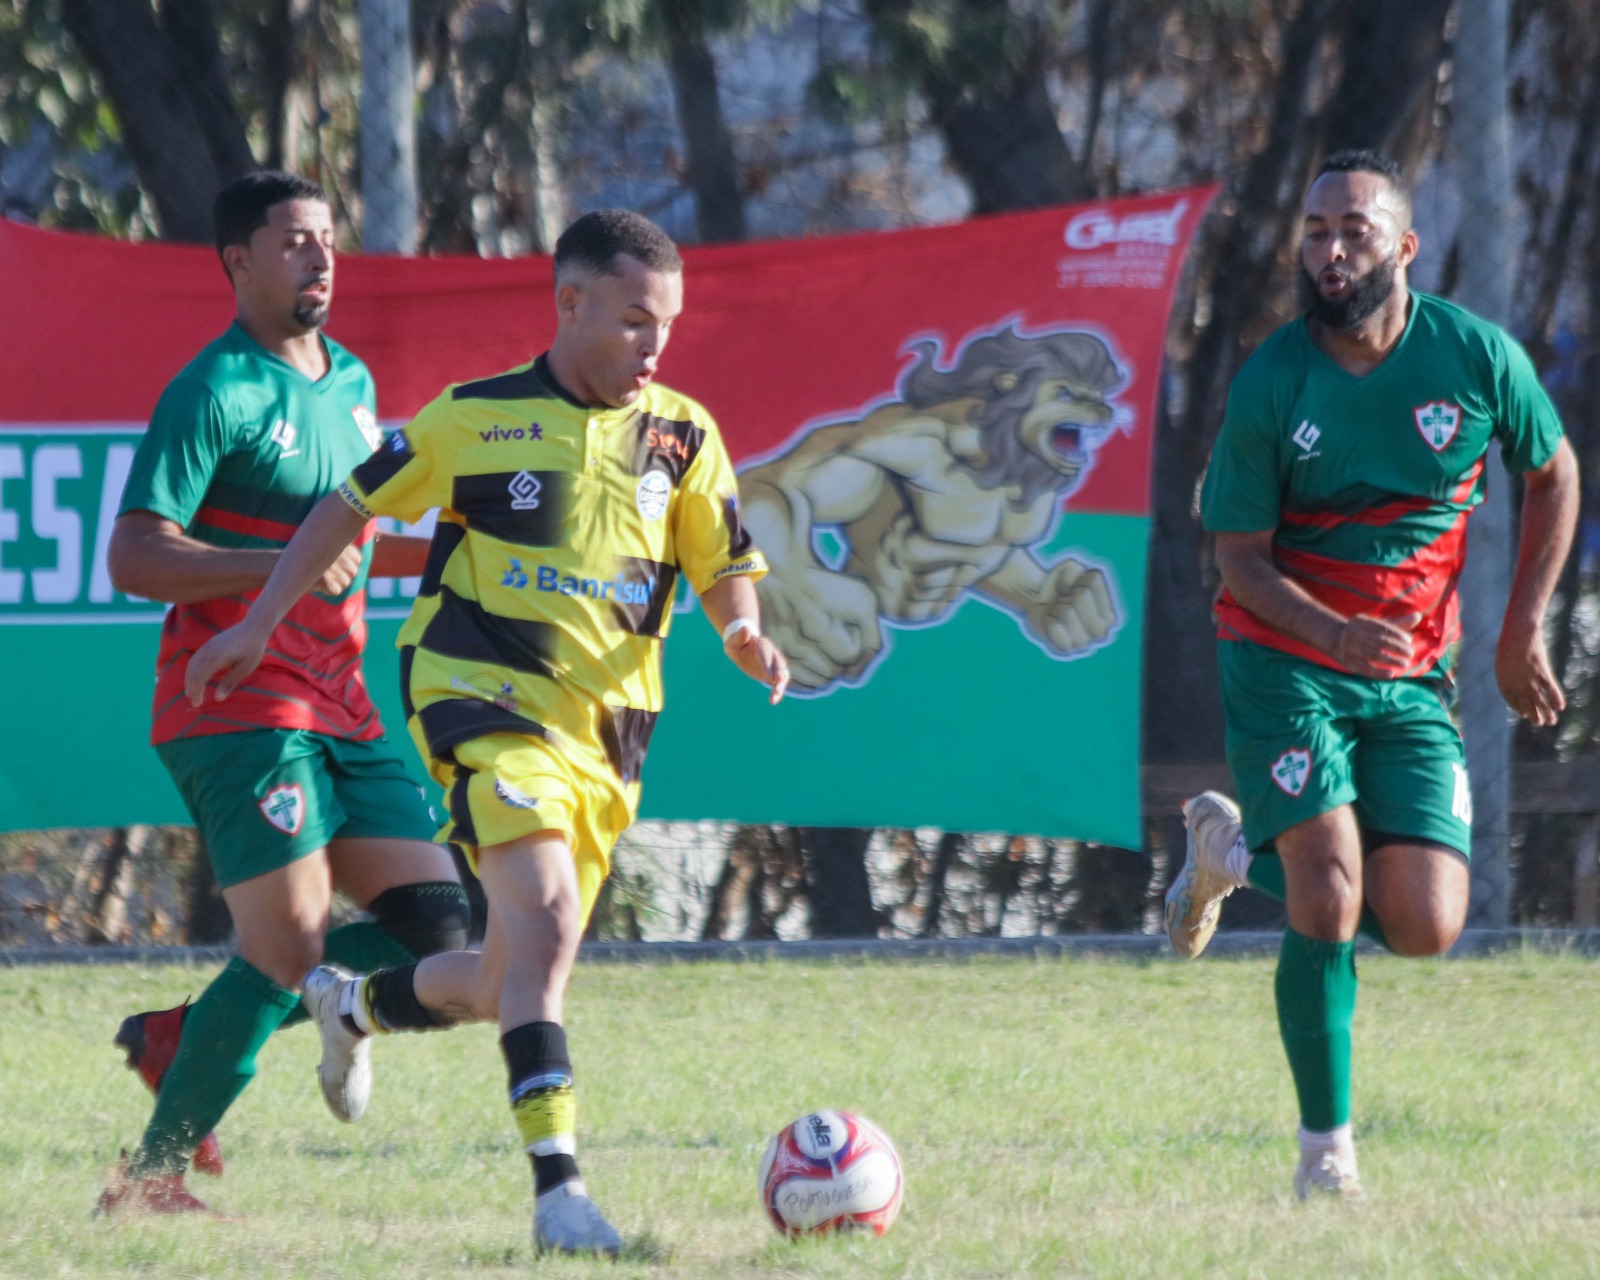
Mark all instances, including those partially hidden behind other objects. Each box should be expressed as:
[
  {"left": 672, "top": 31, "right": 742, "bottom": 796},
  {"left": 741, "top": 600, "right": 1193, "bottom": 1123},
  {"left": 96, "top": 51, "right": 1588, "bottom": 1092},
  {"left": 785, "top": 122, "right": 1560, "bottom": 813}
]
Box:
[{"left": 1451, "top": 762, "right": 1474, "bottom": 825}]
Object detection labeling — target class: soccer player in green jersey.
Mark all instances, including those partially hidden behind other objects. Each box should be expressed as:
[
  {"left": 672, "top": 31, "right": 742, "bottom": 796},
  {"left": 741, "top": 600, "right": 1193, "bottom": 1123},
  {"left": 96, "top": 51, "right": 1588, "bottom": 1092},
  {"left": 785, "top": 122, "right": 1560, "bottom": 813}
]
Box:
[
  {"left": 97, "top": 172, "right": 471, "bottom": 1216},
  {"left": 184, "top": 209, "right": 789, "bottom": 1254},
  {"left": 1163, "top": 150, "right": 1578, "bottom": 1198}
]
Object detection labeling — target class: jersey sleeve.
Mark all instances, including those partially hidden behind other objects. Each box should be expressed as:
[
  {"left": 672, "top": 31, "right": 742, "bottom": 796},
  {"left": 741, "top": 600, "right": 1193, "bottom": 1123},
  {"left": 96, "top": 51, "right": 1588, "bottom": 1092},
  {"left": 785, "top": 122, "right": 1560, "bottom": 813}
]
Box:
[
  {"left": 672, "top": 419, "right": 768, "bottom": 596},
  {"left": 339, "top": 389, "right": 456, "bottom": 524},
  {"left": 118, "top": 377, "right": 230, "bottom": 528},
  {"left": 1200, "top": 369, "right": 1283, "bottom": 534},
  {"left": 1493, "top": 331, "right": 1564, "bottom": 474}
]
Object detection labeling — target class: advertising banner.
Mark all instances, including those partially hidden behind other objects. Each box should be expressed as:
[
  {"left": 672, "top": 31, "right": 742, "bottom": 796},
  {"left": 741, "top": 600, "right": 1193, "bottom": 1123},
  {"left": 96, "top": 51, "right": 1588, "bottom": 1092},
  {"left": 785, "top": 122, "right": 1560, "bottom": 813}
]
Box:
[{"left": 0, "top": 187, "right": 1214, "bottom": 844}]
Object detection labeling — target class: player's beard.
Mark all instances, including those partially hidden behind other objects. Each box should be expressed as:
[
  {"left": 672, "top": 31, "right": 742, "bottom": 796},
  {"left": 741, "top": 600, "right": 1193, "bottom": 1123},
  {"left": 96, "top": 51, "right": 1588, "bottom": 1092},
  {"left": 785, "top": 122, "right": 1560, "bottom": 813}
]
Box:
[
  {"left": 293, "top": 298, "right": 330, "bottom": 330},
  {"left": 1302, "top": 255, "right": 1397, "bottom": 331}
]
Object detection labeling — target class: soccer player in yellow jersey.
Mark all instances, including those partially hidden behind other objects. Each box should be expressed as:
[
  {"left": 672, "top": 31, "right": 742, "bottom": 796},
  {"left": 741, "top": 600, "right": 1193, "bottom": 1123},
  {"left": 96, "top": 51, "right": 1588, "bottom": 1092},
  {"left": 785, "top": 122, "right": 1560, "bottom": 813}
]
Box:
[{"left": 184, "top": 209, "right": 788, "bottom": 1255}]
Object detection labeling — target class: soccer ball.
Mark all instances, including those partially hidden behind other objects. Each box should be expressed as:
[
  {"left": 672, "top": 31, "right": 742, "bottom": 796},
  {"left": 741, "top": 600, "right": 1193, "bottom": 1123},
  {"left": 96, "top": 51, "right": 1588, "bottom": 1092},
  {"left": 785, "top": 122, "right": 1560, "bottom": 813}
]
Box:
[{"left": 758, "top": 1110, "right": 903, "bottom": 1237}]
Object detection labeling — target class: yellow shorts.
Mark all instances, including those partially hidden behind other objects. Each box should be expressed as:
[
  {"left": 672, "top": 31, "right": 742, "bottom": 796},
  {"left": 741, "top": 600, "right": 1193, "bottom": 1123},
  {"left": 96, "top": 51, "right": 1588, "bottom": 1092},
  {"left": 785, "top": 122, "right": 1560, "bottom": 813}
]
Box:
[{"left": 417, "top": 730, "right": 637, "bottom": 928}]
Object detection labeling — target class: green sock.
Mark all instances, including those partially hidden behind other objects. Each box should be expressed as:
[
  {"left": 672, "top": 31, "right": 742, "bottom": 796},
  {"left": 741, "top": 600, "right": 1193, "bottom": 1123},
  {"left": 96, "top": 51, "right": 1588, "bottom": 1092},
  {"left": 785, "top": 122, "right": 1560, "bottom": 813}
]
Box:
[
  {"left": 1247, "top": 851, "right": 1392, "bottom": 950},
  {"left": 127, "top": 957, "right": 299, "bottom": 1178},
  {"left": 1275, "top": 927, "right": 1357, "bottom": 1132},
  {"left": 279, "top": 921, "right": 419, "bottom": 1029}
]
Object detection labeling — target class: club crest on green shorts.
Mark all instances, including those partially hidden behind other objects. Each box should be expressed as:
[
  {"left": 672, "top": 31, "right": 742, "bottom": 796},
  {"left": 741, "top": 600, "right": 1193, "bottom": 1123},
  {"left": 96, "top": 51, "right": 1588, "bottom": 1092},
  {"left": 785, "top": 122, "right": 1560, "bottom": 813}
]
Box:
[
  {"left": 1270, "top": 748, "right": 1312, "bottom": 797},
  {"left": 258, "top": 783, "right": 307, "bottom": 835}
]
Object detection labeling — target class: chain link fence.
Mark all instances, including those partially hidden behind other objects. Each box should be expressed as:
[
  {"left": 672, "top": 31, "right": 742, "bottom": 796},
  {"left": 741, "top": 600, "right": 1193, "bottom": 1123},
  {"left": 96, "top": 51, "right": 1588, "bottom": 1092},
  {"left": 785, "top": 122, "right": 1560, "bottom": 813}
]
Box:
[{"left": 4, "top": 0, "right": 1600, "bottom": 943}]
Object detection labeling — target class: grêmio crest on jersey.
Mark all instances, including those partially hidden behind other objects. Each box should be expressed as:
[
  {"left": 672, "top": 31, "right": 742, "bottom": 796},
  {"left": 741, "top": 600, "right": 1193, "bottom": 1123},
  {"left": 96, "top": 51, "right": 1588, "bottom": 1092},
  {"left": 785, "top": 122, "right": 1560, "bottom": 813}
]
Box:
[{"left": 1412, "top": 400, "right": 1462, "bottom": 452}]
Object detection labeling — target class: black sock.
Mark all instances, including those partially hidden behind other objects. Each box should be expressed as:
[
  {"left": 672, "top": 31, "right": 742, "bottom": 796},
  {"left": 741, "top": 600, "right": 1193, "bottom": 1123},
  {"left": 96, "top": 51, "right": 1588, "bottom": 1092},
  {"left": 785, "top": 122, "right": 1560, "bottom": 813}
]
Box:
[
  {"left": 502, "top": 1021, "right": 581, "bottom": 1195},
  {"left": 366, "top": 964, "right": 453, "bottom": 1032}
]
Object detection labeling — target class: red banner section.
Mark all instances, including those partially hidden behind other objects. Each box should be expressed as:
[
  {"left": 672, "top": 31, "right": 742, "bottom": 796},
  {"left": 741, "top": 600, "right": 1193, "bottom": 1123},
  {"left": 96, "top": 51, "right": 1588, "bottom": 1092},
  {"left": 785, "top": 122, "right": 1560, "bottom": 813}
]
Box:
[{"left": 1, "top": 188, "right": 1214, "bottom": 515}]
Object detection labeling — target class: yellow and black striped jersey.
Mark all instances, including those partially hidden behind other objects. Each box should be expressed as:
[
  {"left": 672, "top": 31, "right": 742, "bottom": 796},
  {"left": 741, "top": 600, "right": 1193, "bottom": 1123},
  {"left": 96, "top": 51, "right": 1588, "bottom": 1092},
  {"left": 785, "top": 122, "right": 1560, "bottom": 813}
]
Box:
[{"left": 338, "top": 355, "right": 766, "bottom": 785}]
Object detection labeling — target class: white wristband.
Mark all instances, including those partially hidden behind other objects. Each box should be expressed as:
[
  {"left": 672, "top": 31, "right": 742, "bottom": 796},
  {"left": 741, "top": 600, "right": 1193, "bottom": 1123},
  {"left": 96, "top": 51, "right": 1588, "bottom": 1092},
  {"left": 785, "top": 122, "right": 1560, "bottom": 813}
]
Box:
[{"left": 721, "top": 616, "right": 759, "bottom": 645}]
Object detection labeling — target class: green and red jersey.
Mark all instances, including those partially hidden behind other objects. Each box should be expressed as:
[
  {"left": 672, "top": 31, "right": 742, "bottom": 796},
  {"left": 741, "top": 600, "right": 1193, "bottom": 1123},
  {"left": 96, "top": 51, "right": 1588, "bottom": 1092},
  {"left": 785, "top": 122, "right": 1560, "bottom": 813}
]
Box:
[
  {"left": 120, "top": 322, "right": 386, "bottom": 744},
  {"left": 1201, "top": 292, "right": 1564, "bottom": 678}
]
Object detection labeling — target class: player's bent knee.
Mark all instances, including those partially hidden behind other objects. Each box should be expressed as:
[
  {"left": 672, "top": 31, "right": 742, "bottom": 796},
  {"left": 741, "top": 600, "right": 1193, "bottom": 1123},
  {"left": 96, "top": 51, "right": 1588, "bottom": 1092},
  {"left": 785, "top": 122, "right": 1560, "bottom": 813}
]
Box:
[
  {"left": 243, "top": 932, "right": 325, "bottom": 989},
  {"left": 368, "top": 881, "right": 472, "bottom": 958},
  {"left": 1386, "top": 912, "right": 1464, "bottom": 957},
  {"left": 1286, "top": 875, "right": 1363, "bottom": 941}
]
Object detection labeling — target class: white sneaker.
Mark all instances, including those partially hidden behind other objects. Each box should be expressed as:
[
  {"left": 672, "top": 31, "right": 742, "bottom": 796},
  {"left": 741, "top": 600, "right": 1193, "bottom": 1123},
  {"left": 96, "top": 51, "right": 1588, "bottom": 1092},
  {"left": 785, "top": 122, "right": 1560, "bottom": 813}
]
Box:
[
  {"left": 535, "top": 1181, "right": 622, "bottom": 1256},
  {"left": 1164, "top": 791, "right": 1245, "bottom": 958},
  {"left": 1294, "top": 1145, "right": 1365, "bottom": 1202},
  {"left": 301, "top": 965, "right": 372, "bottom": 1123}
]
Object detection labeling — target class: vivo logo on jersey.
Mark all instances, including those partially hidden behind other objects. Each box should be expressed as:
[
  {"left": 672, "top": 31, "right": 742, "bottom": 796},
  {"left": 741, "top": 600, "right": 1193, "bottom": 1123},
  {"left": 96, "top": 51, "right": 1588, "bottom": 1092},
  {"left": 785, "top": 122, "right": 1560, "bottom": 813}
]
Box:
[
  {"left": 502, "top": 558, "right": 656, "bottom": 605},
  {"left": 481, "top": 423, "right": 543, "bottom": 444}
]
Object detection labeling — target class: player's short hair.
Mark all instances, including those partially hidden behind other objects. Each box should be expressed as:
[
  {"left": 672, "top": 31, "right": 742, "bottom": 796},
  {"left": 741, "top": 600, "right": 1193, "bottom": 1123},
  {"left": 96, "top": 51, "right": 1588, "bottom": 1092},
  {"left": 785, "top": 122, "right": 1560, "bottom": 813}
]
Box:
[
  {"left": 1314, "top": 149, "right": 1413, "bottom": 222},
  {"left": 213, "top": 170, "right": 328, "bottom": 265},
  {"left": 553, "top": 209, "right": 683, "bottom": 281}
]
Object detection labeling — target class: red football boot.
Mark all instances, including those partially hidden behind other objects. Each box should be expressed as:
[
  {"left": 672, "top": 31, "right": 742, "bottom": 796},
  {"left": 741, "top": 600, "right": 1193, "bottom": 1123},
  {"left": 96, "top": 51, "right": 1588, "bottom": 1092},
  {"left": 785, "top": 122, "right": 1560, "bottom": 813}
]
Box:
[
  {"left": 114, "top": 1001, "right": 225, "bottom": 1177},
  {"left": 95, "top": 1155, "right": 216, "bottom": 1217}
]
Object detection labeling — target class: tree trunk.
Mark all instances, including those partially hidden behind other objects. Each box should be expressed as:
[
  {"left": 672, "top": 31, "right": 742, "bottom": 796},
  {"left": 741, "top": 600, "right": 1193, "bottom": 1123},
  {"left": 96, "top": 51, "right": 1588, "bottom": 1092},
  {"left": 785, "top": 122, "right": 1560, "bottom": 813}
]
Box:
[
  {"left": 60, "top": 0, "right": 254, "bottom": 242},
  {"left": 1527, "top": 36, "right": 1600, "bottom": 344},
  {"left": 1320, "top": 0, "right": 1452, "bottom": 161},
  {"left": 862, "top": 0, "right": 1090, "bottom": 213},
  {"left": 185, "top": 836, "right": 233, "bottom": 945},
  {"left": 920, "top": 831, "right": 963, "bottom": 938},
  {"left": 1178, "top": 0, "right": 1337, "bottom": 448},
  {"left": 358, "top": 0, "right": 419, "bottom": 253},
  {"left": 800, "top": 827, "right": 876, "bottom": 937},
  {"left": 658, "top": 0, "right": 747, "bottom": 243},
  {"left": 1453, "top": 0, "right": 1516, "bottom": 928},
  {"left": 702, "top": 827, "right": 762, "bottom": 940},
  {"left": 1142, "top": 391, "right": 1226, "bottom": 764},
  {"left": 162, "top": 0, "right": 257, "bottom": 177},
  {"left": 422, "top": 0, "right": 529, "bottom": 253}
]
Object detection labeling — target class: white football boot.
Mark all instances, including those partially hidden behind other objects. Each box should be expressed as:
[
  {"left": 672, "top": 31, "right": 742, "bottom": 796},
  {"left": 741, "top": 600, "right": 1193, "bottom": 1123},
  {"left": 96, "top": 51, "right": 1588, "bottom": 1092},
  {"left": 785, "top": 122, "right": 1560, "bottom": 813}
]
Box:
[
  {"left": 1293, "top": 1135, "right": 1365, "bottom": 1202},
  {"left": 1164, "top": 791, "right": 1247, "bottom": 958},
  {"left": 301, "top": 965, "right": 372, "bottom": 1122},
  {"left": 535, "top": 1181, "right": 623, "bottom": 1256}
]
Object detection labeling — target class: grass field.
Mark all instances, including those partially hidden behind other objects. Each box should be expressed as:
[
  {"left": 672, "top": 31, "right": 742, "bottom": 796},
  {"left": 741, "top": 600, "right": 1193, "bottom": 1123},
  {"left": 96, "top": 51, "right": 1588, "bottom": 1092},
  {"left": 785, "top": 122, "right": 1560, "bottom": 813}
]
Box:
[{"left": 2, "top": 950, "right": 1598, "bottom": 1279}]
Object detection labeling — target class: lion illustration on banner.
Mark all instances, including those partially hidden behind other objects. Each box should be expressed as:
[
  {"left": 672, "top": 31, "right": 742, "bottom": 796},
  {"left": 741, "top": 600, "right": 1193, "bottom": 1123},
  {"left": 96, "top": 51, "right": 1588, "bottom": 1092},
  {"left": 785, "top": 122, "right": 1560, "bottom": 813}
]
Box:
[{"left": 738, "top": 321, "right": 1131, "bottom": 695}]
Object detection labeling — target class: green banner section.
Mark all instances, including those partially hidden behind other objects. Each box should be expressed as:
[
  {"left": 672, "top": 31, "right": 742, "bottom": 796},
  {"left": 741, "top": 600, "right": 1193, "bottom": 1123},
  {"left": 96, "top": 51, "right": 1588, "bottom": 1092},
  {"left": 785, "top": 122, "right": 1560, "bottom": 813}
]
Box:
[
  {"left": 0, "top": 617, "right": 414, "bottom": 830},
  {"left": 1, "top": 430, "right": 1146, "bottom": 845},
  {"left": 646, "top": 512, "right": 1148, "bottom": 848}
]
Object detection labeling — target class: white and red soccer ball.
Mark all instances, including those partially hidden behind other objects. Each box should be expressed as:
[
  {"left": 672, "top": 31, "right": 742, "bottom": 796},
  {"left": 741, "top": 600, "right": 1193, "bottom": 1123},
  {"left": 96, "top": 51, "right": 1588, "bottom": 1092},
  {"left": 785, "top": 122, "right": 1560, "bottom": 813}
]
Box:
[{"left": 758, "top": 1110, "right": 903, "bottom": 1237}]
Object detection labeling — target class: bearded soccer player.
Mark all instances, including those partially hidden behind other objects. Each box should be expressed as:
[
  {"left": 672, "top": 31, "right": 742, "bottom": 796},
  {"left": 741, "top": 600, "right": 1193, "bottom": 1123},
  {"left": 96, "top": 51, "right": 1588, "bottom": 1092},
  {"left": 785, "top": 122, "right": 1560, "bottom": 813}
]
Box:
[
  {"left": 184, "top": 209, "right": 789, "bottom": 1254},
  {"left": 1162, "top": 150, "right": 1578, "bottom": 1198},
  {"left": 98, "top": 172, "right": 470, "bottom": 1215}
]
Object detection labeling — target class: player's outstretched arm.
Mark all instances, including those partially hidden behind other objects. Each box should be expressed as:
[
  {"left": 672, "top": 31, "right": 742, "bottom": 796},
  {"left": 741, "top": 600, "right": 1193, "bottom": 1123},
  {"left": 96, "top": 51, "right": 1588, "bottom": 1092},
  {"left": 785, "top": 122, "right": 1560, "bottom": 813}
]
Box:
[
  {"left": 1497, "top": 437, "right": 1579, "bottom": 726},
  {"left": 700, "top": 572, "right": 790, "bottom": 705},
  {"left": 109, "top": 510, "right": 366, "bottom": 603},
  {"left": 185, "top": 493, "right": 370, "bottom": 706},
  {"left": 370, "top": 532, "right": 432, "bottom": 578}
]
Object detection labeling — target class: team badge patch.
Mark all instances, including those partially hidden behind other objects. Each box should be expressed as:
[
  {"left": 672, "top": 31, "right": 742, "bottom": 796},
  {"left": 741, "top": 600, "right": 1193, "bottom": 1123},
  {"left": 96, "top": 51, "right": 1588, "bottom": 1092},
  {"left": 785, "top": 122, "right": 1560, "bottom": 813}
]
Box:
[
  {"left": 1413, "top": 401, "right": 1461, "bottom": 452},
  {"left": 1270, "top": 749, "right": 1312, "bottom": 798},
  {"left": 258, "top": 783, "right": 307, "bottom": 835},
  {"left": 636, "top": 470, "right": 671, "bottom": 521},
  {"left": 494, "top": 778, "right": 539, "bottom": 810}
]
